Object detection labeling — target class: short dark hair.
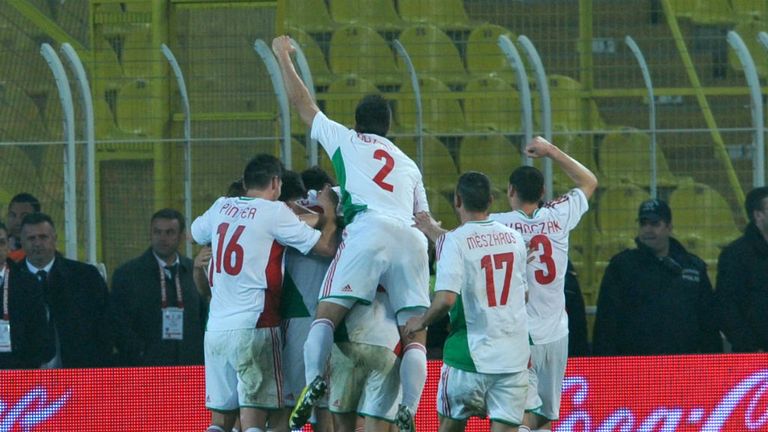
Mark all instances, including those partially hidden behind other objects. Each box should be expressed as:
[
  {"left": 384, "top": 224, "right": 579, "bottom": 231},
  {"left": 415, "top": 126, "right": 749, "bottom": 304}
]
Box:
[
  {"left": 355, "top": 94, "right": 391, "bottom": 137},
  {"left": 301, "top": 166, "right": 335, "bottom": 191},
  {"left": 151, "top": 208, "right": 186, "bottom": 232},
  {"left": 457, "top": 171, "right": 492, "bottom": 213},
  {"left": 745, "top": 186, "right": 768, "bottom": 223},
  {"left": 9, "top": 193, "right": 41, "bottom": 212},
  {"left": 243, "top": 154, "right": 284, "bottom": 190},
  {"left": 21, "top": 212, "right": 54, "bottom": 230},
  {"left": 509, "top": 166, "right": 544, "bottom": 203},
  {"left": 279, "top": 170, "right": 307, "bottom": 202}
]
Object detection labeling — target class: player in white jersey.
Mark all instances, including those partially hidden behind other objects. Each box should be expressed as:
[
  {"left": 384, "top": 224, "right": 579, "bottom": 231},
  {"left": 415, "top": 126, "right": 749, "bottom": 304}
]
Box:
[
  {"left": 490, "top": 136, "right": 597, "bottom": 432},
  {"left": 407, "top": 172, "right": 530, "bottom": 432},
  {"left": 190, "top": 154, "right": 338, "bottom": 432},
  {"left": 272, "top": 36, "right": 431, "bottom": 432}
]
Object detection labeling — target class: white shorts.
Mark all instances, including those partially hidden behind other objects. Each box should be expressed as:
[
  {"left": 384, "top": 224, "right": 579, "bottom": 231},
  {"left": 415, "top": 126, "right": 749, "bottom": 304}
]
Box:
[
  {"left": 319, "top": 212, "right": 430, "bottom": 319},
  {"left": 204, "top": 327, "right": 283, "bottom": 411},
  {"left": 282, "top": 317, "right": 329, "bottom": 408},
  {"left": 328, "top": 342, "right": 401, "bottom": 421},
  {"left": 437, "top": 364, "right": 527, "bottom": 426},
  {"left": 525, "top": 335, "right": 568, "bottom": 420}
]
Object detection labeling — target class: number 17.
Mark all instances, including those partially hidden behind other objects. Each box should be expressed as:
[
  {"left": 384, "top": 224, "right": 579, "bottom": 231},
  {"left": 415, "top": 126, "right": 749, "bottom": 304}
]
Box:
[{"left": 480, "top": 252, "right": 515, "bottom": 307}]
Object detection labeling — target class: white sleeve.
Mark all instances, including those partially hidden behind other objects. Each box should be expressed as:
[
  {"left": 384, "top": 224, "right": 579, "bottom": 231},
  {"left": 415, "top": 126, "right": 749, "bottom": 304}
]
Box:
[
  {"left": 413, "top": 180, "right": 430, "bottom": 214},
  {"left": 272, "top": 203, "right": 322, "bottom": 254},
  {"left": 434, "top": 233, "right": 464, "bottom": 294},
  {"left": 310, "top": 111, "right": 348, "bottom": 159},
  {"left": 190, "top": 198, "right": 221, "bottom": 245},
  {"left": 548, "top": 188, "right": 589, "bottom": 232}
]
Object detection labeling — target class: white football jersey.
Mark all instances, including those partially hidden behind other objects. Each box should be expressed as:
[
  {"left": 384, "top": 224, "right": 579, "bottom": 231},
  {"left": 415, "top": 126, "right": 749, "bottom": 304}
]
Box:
[
  {"left": 436, "top": 220, "right": 529, "bottom": 374},
  {"left": 311, "top": 112, "right": 429, "bottom": 223},
  {"left": 191, "top": 196, "right": 321, "bottom": 331},
  {"left": 490, "top": 188, "right": 589, "bottom": 344}
]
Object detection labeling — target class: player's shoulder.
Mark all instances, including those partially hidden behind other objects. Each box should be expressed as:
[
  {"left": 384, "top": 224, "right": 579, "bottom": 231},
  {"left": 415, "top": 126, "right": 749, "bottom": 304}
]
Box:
[{"left": 543, "top": 188, "right": 587, "bottom": 208}]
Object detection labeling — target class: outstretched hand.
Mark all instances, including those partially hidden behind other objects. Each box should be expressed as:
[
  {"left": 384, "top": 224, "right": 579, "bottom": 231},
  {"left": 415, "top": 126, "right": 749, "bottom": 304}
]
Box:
[
  {"left": 525, "top": 136, "right": 555, "bottom": 159},
  {"left": 271, "top": 35, "right": 295, "bottom": 57},
  {"left": 403, "top": 315, "right": 427, "bottom": 338},
  {"left": 412, "top": 211, "right": 444, "bottom": 242}
]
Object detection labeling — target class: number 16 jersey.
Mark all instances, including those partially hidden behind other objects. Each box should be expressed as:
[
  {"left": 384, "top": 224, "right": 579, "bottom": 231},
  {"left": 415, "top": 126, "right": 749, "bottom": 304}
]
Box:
[{"left": 191, "top": 196, "right": 321, "bottom": 331}]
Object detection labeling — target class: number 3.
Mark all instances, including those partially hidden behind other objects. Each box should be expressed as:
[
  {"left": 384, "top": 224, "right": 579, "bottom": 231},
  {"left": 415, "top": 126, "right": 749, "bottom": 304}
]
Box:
[
  {"left": 372, "top": 149, "right": 395, "bottom": 192},
  {"left": 530, "top": 234, "right": 556, "bottom": 284}
]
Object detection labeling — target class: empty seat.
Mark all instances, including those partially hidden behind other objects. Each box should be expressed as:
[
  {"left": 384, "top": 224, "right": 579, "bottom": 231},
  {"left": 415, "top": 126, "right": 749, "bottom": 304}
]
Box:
[
  {"left": 732, "top": 0, "right": 766, "bottom": 19},
  {"left": 692, "top": 0, "right": 736, "bottom": 25},
  {"left": 321, "top": 74, "right": 381, "bottom": 129},
  {"left": 284, "top": 0, "right": 337, "bottom": 34},
  {"left": 398, "top": 0, "right": 472, "bottom": 32},
  {"left": 395, "top": 76, "right": 466, "bottom": 134},
  {"left": 120, "top": 28, "right": 154, "bottom": 78},
  {"left": 397, "top": 24, "right": 469, "bottom": 88},
  {"left": 425, "top": 187, "right": 458, "bottom": 230},
  {"left": 465, "top": 23, "right": 517, "bottom": 80},
  {"left": 116, "top": 78, "right": 160, "bottom": 135},
  {"left": 548, "top": 74, "right": 606, "bottom": 131},
  {"left": 329, "top": 25, "right": 401, "bottom": 89},
  {"left": 598, "top": 126, "right": 678, "bottom": 187},
  {"left": 329, "top": 0, "right": 404, "bottom": 33},
  {"left": 667, "top": 0, "right": 698, "bottom": 19},
  {"left": 289, "top": 27, "right": 334, "bottom": 87},
  {"left": 464, "top": 75, "right": 521, "bottom": 133},
  {"left": 669, "top": 181, "right": 741, "bottom": 248},
  {"left": 458, "top": 134, "right": 522, "bottom": 190},
  {"left": 396, "top": 134, "right": 458, "bottom": 192},
  {"left": 596, "top": 184, "right": 649, "bottom": 242},
  {"left": 0, "top": 83, "right": 46, "bottom": 142},
  {"left": 552, "top": 125, "right": 598, "bottom": 187},
  {"left": 728, "top": 19, "right": 768, "bottom": 78}
]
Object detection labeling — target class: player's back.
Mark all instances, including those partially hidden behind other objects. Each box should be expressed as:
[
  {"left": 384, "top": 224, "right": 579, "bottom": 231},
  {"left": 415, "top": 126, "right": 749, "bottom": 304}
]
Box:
[
  {"left": 311, "top": 112, "right": 427, "bottom": 223},
  {"left": 489, "top": 188, "right": 589, "bottom": 344},
  {"left": 436, "top": 220, "right": 529, "bottom": 374}
]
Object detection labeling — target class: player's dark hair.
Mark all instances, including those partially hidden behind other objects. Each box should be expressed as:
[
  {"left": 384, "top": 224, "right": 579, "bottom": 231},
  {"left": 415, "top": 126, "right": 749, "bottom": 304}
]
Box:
[
  {"left": 243, "top": 154, "right": 284, "bottom": 190},
  {"left": 226, "top": 179, "right": 246, "bottom": 197},
  {"left": 20, "top": 212, "right": 54, "bottom": 230},
  {"left": 301, "top": 166, "right": 336, "bottom": 190},
  {"left": 509, "top": 165, "right": 544, "bottom": 204},
  {"left": 354, "top": 94, "right": 391, "bottom": 137},
  {"left": 279, "top": 170, "right": 307, "bottom": 202},
  {"left": 745, "top": 186, "right": 768, "bottom": 223},
  {"left": 456, "top": 171, "right": 492, "bottom": 213},
  {"left": 9, "top": 192, "right": 41, "bottom": 212},
  {"left": 151, "top": 208, "right": 186, "bottom": 233}
]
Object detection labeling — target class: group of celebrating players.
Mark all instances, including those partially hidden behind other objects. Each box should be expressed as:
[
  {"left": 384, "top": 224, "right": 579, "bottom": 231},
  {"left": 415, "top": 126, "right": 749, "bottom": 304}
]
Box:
[{"left": 192, "top": 35, "right": 598, "bottom": 432}]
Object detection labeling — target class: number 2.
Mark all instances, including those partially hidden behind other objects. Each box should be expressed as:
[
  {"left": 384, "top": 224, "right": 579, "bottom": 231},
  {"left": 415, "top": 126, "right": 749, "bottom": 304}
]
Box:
[
  {"left": 481, "top": 252, "right": 515, "bottom": 307},
  {"left": 530, "top": 234, "right": 556, "bottom": 284},
  {"left": 372, "top": 149, "right": 395, "bottom": 192}
]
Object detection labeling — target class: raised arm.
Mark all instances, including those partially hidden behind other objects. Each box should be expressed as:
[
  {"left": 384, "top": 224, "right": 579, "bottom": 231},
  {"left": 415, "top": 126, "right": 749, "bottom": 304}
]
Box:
[
  {"left": 272, "top": 35, "right": 320, "bottom": 127},
  {"left": 525, "top": 136, "right": 598, "bottom": 199}
]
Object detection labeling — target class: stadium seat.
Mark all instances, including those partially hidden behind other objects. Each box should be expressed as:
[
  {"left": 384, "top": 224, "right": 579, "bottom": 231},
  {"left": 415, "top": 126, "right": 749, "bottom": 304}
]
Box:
[
  {"left": 552, "top": 125, "right": 598, "bottom": 187},
  {"left": 321, "top": 74, "right": 380, "bottom": 129},
  {"left": 116, "top": 78, "right": 160, "bottom": 135},
  {"left": 0, "top": 83, "right": 46, "bottom": 142},
  {"left": 465, "top": 23, "right": 517, "bottom": 80},
  {"left": 329, "top": 25, "right": 401, "bottom": 89},
  {"left": 0, "top": 146, "right": 40, "bottom": 197},
  {"left": 669, "top": 181, "right": 741, "bottom": 248},
  {"left": 290, "top": 138, "right": 308, "bottom": 171},
  {"left": 458, "top": 134, "right": 522, "bottom": 191},
  {"left": 596, "top": 184, "right": 649, "bottom": 244},
  {"left": 284, "top": 0, "right": 337, "bottom": 34},
  {"left": 598, "top": 126, "right": 678, "bottom": 187},
  {"left": 120, "top": 28, "right": 154, "bottom": 78},
  {"left": 398, "top": 0, "right": 473, "bottom": 32},
  {"left": 666, "top": 0, "right": 698, "bottom": 19},
  {"left": 329, "top": 0, "right": 404, "bottom": 33},
  {"left": 425, "top": 187, "right": 458, "bottom": 230},
  {"left": 692, "top": 0, "right": 736, "bottom": 25},
  {"left": 397, "top": 25, "right": 469, "bottom": 88},
  {"left": 548, "top": 74, "right": 606, "bottom": 131},
  {"left": 289, "top": 27, "right": 334, "bottom": 87},
  {"left": 732, "top": 0, "right": 766, "bottom": 19},
  {"left": 463, "top": 74, "right": 521, "bottom": 133},
  {"left": 395, "top": 134, "right": 458, "bottom": 192},
  {"left": 395, "top": 75, "right": 466, "bottom": 134},
  {"left": 728, "top": 19, "right": 768, "bottom": 78}
]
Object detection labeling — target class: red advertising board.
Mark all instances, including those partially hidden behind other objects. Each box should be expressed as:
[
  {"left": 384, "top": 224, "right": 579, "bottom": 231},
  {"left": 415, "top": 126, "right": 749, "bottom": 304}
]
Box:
[{"left": 0, "top": 354, "right": 765, "bottom": 431}]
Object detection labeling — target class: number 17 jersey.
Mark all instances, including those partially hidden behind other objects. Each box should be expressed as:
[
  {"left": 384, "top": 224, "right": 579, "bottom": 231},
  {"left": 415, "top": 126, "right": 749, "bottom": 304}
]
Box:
[
  {"left": 190, "top": 196, "right": 321, "bottom": 331},
  {"left": 490, "top": 188, "right": 589, "bottom": 345}
]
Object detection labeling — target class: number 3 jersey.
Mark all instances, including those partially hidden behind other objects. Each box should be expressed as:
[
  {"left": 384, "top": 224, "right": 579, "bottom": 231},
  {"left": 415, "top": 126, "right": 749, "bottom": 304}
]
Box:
[
  {"left": 310, "top": 112, "right": 429, "bottom": 223},
  {"left": 490, "top": 188, "right": 589, "bottom": 345},
  {"left": 435, "top": 220, "right": 529, "bottom": 374},
  {"left": 191, "top": 196, "right": 321, "bottom": 331}
]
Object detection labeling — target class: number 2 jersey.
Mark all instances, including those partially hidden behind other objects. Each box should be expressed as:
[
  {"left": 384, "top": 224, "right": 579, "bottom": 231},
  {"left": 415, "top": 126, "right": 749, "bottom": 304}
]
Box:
[
  {"left": 310, "top": 112, "right": 429, "bottom": 223},
  {"left": 435, "top": 220, "right": 529, "bottom": 374},
  {"left": 490, "top": 188, "right": 589, "bottom": 345},
  {"left": 190, "top": 196, "right": 321, "bottom": 331}
]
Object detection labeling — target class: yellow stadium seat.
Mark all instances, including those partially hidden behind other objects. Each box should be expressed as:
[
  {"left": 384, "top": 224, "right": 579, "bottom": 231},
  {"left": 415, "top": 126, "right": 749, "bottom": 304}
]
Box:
[
  {"left": 596, "top": 184, "right": 649, "bottom": 242},
  {"left": 116, "top": 78, "right": 160, "bottom": 136},
  {"left": 732, "top": 0, "right": 766, "bottom": 19},
  {"left": 425, "top": 187, "right": 459, "bottom": 230},
  {"left": 397, "top": 25, "right": 469, "bottom": 88},
  {"left": 120, "top": 28, "right": 154, "bottom": 78},
  {"left": 289, "top": 138, "right": 309, "bottom": 171},
  {"left": 692, "top": 0, "right": 736, "bottom": 24},
  {"left": 329, "top": 0, "right": 404, "bottom": 33},
  {"left": 669, "top": 181, "right": 741, "bottom": 248},
  {"left": 552, "top": 125, "right": 598, "bottom": 187},
  {"left": 396, "top": 134, "right": 458, "bottom": 192},
  {"left": 463, "top": 75, "right": 521, "bottom": 133},
  {"left": 465, "top": 23, "right": 517, "bottom": 80},
  {"left": 329, "top": 25, "right": 401, "bottom": 89},
  {"left": 395, "top": 76, "right": 466, "bottom": 134},
  {"left": 284, "top": 0, "right": 337, "bottom": 34},
  {"left": 0, "top": 83, "right": 46, "bottom": 142},
  {"left": 0, "top": 146, "right": 40, "bottom": 197},
  {"left": 667, "top": 0, "right": 698, "bottom": 19},
  {"left": 458, "top": 134, "right": 522, "bottom": 191},
  {"left": 289, "top": 28, "right": 334, "bottom": 87},
  {"left": 321, "top": 74, "right": 381, "bottom": 129},
  {"left": 728, "top": 19, "right": 768, "bottom": 78},
  {"left": 548, "top": 74, "right": 605, "bottom": 131},
  {"left": 398, "top": 0, "right": 472, "bottom": 32},
  {"left": 598, "top": 126, "right": 678, "bottom": 187}
]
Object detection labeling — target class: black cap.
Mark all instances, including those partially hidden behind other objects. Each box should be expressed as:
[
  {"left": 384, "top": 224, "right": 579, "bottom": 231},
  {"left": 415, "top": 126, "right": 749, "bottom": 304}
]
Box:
[{"left": 638, "top": 199, "right": 672, "bottom": 223}]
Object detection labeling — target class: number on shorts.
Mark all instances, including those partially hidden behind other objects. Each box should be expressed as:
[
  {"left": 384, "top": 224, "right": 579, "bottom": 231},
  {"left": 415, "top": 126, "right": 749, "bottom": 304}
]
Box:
[
  {"left": 480, "top": 252, "right": 515, "bottom": 307},
  {"left": 214, "top": 222, "right": 246, "bottom": 276},
  {"left": 372, "top": 149, "right": 395, "bottom": 192},
  {"left": 530, "top": 234, "right": 556, "bottom": 284}
]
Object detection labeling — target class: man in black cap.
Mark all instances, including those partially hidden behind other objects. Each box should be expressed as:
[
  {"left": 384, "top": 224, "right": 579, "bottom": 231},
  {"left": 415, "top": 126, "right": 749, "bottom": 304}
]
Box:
[{"left": 592, "top": 199, "right": 722, "bottom": 355}]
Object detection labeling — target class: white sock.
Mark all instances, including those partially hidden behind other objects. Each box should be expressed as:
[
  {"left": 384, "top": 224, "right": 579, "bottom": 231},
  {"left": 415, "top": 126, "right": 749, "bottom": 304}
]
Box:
[
  {"left": 243, "top": 428, "right": 264, "bottom": 432},
  {"left": 399, "top": 342, "right": 427, "bottom": 413},
  {"left": 303, "top": 318, "right": 335, "bottom": 384},
  {"left": 206, "top": 427, "right": 226, "bottom": 432},
  {"left": 517, "top": 426, "right": 532, "bottom": 432}
]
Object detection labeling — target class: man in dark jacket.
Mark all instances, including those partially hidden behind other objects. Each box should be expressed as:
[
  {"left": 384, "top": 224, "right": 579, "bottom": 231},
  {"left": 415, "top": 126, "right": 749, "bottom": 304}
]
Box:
[
  {"left": 715, "top": 186, "right": 768, "bottom": 352},
  {"left": 19, "top": 212, "right": 112, "bottom": 368},
  {"left": 593, "top": 199, "right": 722, "bottom": 355},
  {"left": 111, "top": 208, "right": 207, "bottom": 366},
  {"left": 0, "top": 221, "right": 50, "bottom": 369}
]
